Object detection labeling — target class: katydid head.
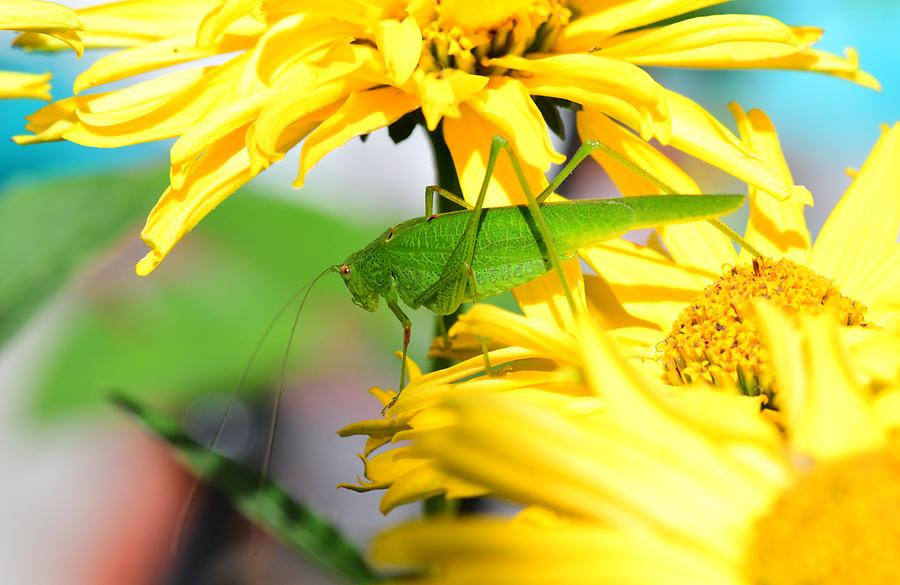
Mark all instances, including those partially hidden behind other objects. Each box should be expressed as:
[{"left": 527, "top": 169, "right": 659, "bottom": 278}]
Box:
[{"left": 337, "top": 254, "right": 380, "bottom": 312}]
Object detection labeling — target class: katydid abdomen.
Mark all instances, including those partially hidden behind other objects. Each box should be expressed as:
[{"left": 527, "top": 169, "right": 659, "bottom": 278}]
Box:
[{"left": 371, "top": 194, "right": 743, "bottom": 313}]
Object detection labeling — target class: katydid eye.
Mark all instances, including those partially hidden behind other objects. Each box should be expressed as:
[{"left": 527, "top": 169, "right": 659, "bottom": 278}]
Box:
[{"left": 340, "top": 264, "right": 351, "bottom": 277}]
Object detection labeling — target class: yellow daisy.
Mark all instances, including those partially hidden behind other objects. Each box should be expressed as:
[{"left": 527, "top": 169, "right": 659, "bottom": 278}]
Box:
[
  {"left": 0, "top": 0, "right": 81, "bottom": 99},
  {"left": 370, "top": 309, "right": 900, "bottom": 585},
  {"left": 579, "top": 109, "right": 900, "bottom": 395},
  {"left": 338, "top": 110, "right": 899, "bottom": 512},
  {"left": 8, "top": 0, "right": 875, "bottom": 274}
]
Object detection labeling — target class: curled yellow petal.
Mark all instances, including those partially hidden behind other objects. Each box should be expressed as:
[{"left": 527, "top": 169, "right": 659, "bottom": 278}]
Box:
[
  {"left": 466, "top": 76, "right": 564, "bottom": 171},
  {"left": 417, "top": 69, "right": 489, "bottom": 131},
  {"left": 599, "top": 15, "right": 805, "bottom": 67},
  {"left": 13, "top": 94, "right": 82, "bottom": 144},
  {"left": 557, "top": 0, "right": 731, "bottom": 51},
  {"left": 137, "top": 129, "right": 252, "bottom": 276},
  {"left": 492, "top": 53, "right": 669, "bottom": 142},
  {"left": 74, "top": 33, "right": 257, "bottom": 94},
  {"left": 709, "top": 46, "right": 880, "bottom": 91},
  {"left": 0, "top": 70, "right": 51, "bottom": 100},
  {"left": 0, "top": 0, "right": 82, "bottom": 55},
  {"left": 296, "top": 86, "right": 420, "bottom": 187},
  {"left": 666, "top": 90, "right": 812, "bottom": 205},
  {"left": 196, "top": 0, "right": 264, "bottom": 47},
  {"left": 375, "top": 16, "right": 422, "bottom": 87},
  {"left": 15, "top": 0, "right": 216, "bottom": 51},
  {"left": 730, "top": 103, "right": 811, "bottom": 263}
]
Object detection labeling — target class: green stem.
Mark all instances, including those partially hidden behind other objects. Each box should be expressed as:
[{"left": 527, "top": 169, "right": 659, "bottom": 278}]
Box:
[
  {"left": 708, "top": 218, "right": 763, "bottom": 258},
  {"left": 425, "top": 125, "right": 463, "bottom": 373},
  {"left": 422, "top": 124, "right": 463, "bottom": 518}
]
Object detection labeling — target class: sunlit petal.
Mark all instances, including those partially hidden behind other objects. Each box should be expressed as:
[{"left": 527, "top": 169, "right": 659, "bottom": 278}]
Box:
[{"left": 729, "top": 103, "right": 811, "bottom": 263}]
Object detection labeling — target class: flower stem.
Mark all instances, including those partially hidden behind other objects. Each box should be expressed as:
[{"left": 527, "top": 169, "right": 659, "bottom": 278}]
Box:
[{"left": 420, "top": 124, "right": 465, "bottom": 518}]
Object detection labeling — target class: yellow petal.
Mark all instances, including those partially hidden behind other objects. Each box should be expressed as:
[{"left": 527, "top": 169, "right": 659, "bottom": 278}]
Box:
[
  {"left": 137, "top": 130, "right": 252, "bottom": 275},
  {"left": 417, "top": 69, "right": 488, "bottom": 131},
  {"left": 64, "top": 56, "right": 250, "bottom": 148},
  {"left": 373, "top": 518, "right": 747, "bottom": 585},
  {"left": 756, "top": 303, "right": 882, "bottom": 461},
  {"left": 170, "top": 91, "right": 271, "bottom": 187},
  {"left": 296, "top": 86, "right": 420, "bottom": 187},
  {"left": 240, "top": 13, "right": 364, "bottom": 89},
  {"left": 729, "top": 103, "right": 811, "bottom": 263},
  {"left": 666, "top": 90, "right": 812, "bottom": 205},
  {"left": 581, "top": 239, "right": 711, "bottom": 332},
  {"left": 465, "top": 76, "right": 564, "bottom": 171},
  {"left": 375, "top": 16, "right": 422, "bottom": 87},
  {"left": 16, "top": 0, "right": 217, "bottom": 51},
  {"left": 12, "top": 94, "right": 81, "bottom": 144},
  {"left": 811, "top": 124, "right": 900, "bottom": 309},
  {"left": 250, "top": 79, "right": 357, "bottom": 173},
  {"left": 73, "top": 33, "right": 256, "bottom": 93},
  {"left": 709, "top": 46, "right": 880, "bottom": 91},
  {"left": 452, "top": 304, "right": 580, "bottom": 364},
  {"left": 196, "top": 0, "right": 264, "bottom": 46},
  {"left": 438, "top": 0, "right": 531, "bottom": 32},
  {"left": 262, "top": 0, "right": 385, "bottom": 29},
  {"left": 598, "top": 15, "right": 805, "bottom": 67},
  {"left": 557, "top": 0, "right": 731, "bottom": 51},
  {"left": 0, "top": 70, "right": 51, "bottom": 100},
  {"left": 575, "top": 108, "right": 738, "bottom": 274},
  {"left": 0, "top": 0, "right": 82, "bottom": 55},
  {"left": 492, "top": 53, "right": 668, "bottom": 142}
]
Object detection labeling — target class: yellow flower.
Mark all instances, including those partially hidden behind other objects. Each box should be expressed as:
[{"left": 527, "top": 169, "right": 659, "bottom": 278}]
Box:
[
  {"left": 370, "top": 309, "right": 900, "bottom": 585},
  {"left": 0, "top": 0, "right": 81, "bottom": 99},
  {"left": 9, "top": 0, "right": 874, "bottom": 274},
  {"left": 579, "top": 110, "right": 900, "bottom": 395},
  {"left": 338, "top": 111, "right": 899, "bottom": 512}
]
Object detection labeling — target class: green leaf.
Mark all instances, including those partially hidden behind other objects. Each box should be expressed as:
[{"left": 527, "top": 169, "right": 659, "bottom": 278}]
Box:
[
  {"left": 114, "top": 393, "right": 377, "bottom": 584},
  {"left": 0, "top": 168, "right": 163, "bottom": 344}
]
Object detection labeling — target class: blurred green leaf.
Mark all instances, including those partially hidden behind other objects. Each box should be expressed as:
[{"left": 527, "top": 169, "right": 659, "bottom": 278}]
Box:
[
  {"left": 30, "top": 176, "right": 386, "bottom": 422},
  {"left": 115, "top": 393, "right": 377, "bottom": 584},
  {"left": 0, "top": 169, "right": 162, "bottom": 344}
]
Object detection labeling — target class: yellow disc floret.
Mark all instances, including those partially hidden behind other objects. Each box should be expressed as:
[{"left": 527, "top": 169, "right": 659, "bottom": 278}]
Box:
[
  {"left": 748, "top": 445, "right": 900, "bottom": 585},
  {"left": 420, "top": 0, "right": 571, "bottom": 74},
  {"left": 661, "top": 257, "right": 867, "bottom": 398}
]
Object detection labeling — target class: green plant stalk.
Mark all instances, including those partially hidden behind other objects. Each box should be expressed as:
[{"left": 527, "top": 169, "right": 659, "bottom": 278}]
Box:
[
  {"left": 114, "top": 394, "right": 377, "bottom": 584},
  {"left": 422, "top": 125, "right": 463, "bottom": 517}
]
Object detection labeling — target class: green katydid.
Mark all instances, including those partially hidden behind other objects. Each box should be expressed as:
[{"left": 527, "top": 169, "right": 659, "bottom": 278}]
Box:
[
  {"left": 334, "top": 136, "right": 746, "bottom": 394},
  {"left": 171, "top": 136, "right": 746, "bottom": 552}
]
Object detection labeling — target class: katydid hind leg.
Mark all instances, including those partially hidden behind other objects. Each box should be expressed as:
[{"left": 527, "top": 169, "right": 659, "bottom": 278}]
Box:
[
  {"left": 559, "top": 139, "right": 758, "bottom": 255},
  {"left": 494, "top": 138, "right": 578, "bottom": 313},
  {"left": 464, "top": 262, "right": 495, "bottom": 377},
  {"left": 412, "top": 136, "right": 505, "bottom": 312},
  {"left": 425, "top": 185, "right": 472, "bottom": 216}
]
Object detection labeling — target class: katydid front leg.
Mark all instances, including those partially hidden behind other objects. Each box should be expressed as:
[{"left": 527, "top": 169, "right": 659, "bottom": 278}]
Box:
[{"left": 387, "top": 298, "right": 411, "bottom": 399}]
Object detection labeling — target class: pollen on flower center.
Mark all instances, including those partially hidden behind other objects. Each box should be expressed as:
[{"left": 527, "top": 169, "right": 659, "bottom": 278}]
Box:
[
  {"left": 747, "top": 445, "right": 900, "bottom": 585},
  {"left": 660, "top": 257, "right": 867, "bottom": 398},
  {"left": 421, "top": 0, "right": 571, "bottom": 74}
]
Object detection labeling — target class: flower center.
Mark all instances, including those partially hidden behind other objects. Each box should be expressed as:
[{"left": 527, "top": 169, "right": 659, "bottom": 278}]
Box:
[
  {"left": 421, "top": 0, "right": 571, "bottom": 74},
  {"left": 661, "top": 257, "right": 867, "bottom": 398},
  {"left": 747, "top": 445, "right": 900, "bottom": 585}
]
